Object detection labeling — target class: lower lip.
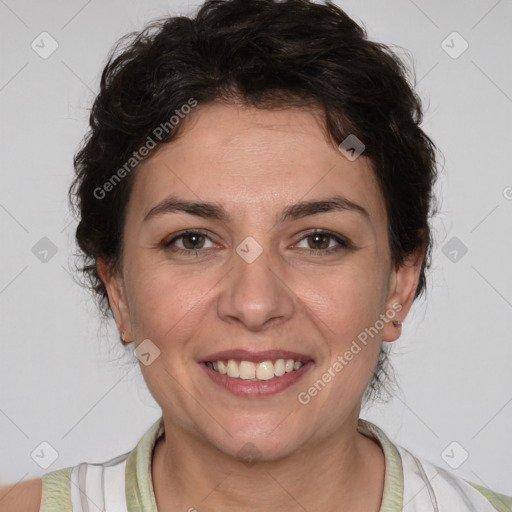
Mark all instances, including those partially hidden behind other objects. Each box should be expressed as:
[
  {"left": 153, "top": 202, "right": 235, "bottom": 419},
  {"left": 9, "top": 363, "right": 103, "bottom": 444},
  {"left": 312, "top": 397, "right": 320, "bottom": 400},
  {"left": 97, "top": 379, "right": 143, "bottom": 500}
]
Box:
[{"left": 199, "top": 361, "right": 314, "bottom": 398}]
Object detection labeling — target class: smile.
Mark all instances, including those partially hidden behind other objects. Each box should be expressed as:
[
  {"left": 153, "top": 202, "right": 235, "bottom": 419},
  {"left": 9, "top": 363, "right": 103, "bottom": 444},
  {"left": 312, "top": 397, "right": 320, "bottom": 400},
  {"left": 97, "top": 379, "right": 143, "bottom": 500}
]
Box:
[
  {"left": 198, "top": 349, "right": 315, "bottom": 397},
  {"left": 204, "top": 358, "right": 305, "bottom": 381}
]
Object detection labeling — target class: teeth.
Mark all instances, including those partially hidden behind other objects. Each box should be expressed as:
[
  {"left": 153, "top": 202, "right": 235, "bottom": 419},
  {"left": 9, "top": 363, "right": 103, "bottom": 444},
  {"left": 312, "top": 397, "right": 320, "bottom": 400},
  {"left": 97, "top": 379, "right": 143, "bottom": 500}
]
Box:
[
  {"left": 227, "top": 359, "right": 240, "bottom": 378},
  {"left": 256, "top": 361, "right": 274, "bottom": 380},
  {"left": 239, "top": 361, "right": 256, "bottom": 380},
  {"left": 206, "top": 358, "right": 306, "bottom": 381},
  {"left": 217, "top": 360, "right": 227, "bottom": 374},
  {"left": 274, "top": 359, "right": 285, "bottom": 377}
]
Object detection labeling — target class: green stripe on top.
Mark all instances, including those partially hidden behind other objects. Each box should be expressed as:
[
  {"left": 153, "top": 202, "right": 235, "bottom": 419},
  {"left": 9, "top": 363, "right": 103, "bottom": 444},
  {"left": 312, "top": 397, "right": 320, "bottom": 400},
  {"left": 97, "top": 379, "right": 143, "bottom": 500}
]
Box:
[
  {"left": 39, "top": 415, "right": 511, "bottom": 512},
  {"left": 125, "top": 416, "right": 164, "bottom": 512},
  {"left": 123, "top": 417, "right": 402, "bottom": 512},
  {"left": 357, "top": 419, "right": 404, "bottom": 512},
  {"left": 466, "top": 481, "right": 512, "bottom": 512},
  {"left": 39, "top": 466, "right": 73, "bottom": 512}
]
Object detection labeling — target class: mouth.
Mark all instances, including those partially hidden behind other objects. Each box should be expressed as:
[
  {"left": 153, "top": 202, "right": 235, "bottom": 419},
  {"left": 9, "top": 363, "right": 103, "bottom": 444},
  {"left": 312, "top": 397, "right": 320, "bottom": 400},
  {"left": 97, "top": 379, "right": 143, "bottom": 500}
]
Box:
[
  {"left": 198, "top": 349, "right": 314, "bottom": 398},
  {"left": 203, "top": 358, "right": 307, "bottom": 380}
]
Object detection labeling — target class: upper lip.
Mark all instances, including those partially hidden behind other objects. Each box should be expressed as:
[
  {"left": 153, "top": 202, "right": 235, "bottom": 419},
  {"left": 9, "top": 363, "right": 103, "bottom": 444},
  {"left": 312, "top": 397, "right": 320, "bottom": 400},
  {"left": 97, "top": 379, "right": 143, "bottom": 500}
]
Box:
[{"left": 199, "top": 349, "right": 314, "bottom": 363}]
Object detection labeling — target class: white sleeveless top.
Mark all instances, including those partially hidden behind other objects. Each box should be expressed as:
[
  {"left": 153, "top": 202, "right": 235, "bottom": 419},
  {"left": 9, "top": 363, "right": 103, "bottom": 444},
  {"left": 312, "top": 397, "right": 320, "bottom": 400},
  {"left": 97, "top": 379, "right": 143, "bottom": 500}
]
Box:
[{"left": 39, "top": 417, "right": 512, "bottom": 512}]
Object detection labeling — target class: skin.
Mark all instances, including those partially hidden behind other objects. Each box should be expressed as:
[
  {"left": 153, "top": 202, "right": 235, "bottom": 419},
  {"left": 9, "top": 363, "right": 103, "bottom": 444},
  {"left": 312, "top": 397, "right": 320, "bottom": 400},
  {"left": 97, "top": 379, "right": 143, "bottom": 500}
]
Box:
[
  {"left": 97, "top": 102, "right": 425, "bottom": 512},
  {"left": 0, "top": 479, "right": 42, "bottom": 512}
]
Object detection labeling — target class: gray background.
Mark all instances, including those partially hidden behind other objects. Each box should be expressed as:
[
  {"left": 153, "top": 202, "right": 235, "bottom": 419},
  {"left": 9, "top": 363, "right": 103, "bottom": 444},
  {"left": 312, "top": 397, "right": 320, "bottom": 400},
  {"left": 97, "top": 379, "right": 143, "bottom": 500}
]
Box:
[{"left": 1, "top": 0, "right": 511, "bottom": 496}]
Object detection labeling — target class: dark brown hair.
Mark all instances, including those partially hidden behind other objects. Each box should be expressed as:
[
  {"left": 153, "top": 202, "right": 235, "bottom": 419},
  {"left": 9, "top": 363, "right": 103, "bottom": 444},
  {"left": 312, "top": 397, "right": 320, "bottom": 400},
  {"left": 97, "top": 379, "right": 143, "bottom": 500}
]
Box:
[{"left": 68, "top": 0, "right": 440, "bottom": 401}]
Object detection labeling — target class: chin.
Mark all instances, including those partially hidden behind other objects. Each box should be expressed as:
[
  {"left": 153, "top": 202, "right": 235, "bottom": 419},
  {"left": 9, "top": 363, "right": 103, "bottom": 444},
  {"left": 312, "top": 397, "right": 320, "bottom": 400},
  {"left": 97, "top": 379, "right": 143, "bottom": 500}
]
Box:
[
  {"left": 228, "top": 435, "right": 300, "bottom": 464},
  {"left": 203, "top": 419, "right": 304, "bottom": 463}
]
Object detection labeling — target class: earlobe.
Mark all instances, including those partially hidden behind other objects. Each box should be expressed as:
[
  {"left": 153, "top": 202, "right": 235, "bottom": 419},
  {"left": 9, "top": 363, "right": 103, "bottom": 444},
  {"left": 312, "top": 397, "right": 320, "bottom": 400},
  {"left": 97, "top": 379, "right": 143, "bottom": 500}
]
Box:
[
  {"left": 96, "top": 257, "right": 133, "bottom": 343},
  {"left": 382, "top": 244, "right": 425, "bottom": 342}
]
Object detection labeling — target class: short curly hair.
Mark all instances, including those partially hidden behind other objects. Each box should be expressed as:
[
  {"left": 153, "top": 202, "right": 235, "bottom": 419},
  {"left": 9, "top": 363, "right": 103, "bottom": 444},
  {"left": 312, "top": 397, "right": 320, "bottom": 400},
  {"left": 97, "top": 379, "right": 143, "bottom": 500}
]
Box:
[{"left": 68, "top": 0, "right": 440, "bottom": 402}]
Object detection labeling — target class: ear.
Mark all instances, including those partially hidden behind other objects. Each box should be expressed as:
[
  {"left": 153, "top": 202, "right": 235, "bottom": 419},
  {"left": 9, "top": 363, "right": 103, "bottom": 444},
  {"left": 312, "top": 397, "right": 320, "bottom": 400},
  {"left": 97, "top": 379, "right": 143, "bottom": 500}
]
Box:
[
  {"left": 97, "top": 257, "right": 133, "bottom": 343},
  {"left": 382, "top": 241, "right": 426, "bottom": 342}
]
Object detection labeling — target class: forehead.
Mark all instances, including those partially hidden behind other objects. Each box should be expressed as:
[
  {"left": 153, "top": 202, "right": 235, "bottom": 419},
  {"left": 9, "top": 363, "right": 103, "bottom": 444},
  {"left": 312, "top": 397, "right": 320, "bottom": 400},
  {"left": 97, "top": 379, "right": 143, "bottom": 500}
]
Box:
[{"left": 128, "top": 102, "right": 386, "bottom": 227}]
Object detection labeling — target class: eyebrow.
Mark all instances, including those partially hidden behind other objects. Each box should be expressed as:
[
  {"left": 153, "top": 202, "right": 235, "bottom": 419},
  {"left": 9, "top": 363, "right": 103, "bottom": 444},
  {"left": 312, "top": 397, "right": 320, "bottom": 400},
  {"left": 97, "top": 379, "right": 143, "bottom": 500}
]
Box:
[{"left": 143, "top": 194, "right": 370, "bottom": 224}]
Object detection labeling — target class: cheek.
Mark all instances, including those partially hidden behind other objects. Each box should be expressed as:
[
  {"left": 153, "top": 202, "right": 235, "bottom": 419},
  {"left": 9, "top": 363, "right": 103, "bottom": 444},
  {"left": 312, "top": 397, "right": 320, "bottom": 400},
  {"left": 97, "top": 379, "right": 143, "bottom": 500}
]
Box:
[
  {"left": 304, "top": 261, "right": 386, "bottom": 381},
  {"left": 126, "top": 261, "right": 213, "bottom": 347},
  {"left": 127, "top": 266, "right": 211, "bottom": 403},
  {"left": 308, "top": 260, "right": 385, "bottom": 329}
]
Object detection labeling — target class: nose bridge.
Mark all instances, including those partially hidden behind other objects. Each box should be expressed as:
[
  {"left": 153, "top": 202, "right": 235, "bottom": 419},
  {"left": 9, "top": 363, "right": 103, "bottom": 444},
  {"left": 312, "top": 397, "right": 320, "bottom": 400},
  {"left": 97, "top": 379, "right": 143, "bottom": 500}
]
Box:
[{"left": 217, "top": 235, "right": 295, "bottom": 330}]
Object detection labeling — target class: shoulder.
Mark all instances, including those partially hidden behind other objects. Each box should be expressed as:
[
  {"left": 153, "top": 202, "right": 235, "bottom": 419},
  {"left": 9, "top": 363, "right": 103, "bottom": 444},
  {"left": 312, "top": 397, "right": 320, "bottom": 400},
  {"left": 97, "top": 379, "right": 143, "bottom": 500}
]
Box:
[
  {"left": 3, "top": 417, "right": 163, "bottom": 512},
  {"left": 39, "top": 466, "right": 73, "bottom": 512},
  {"left": 0, "top": 478, "right": 43, "bottom": 512},
  {"left": 0, "top": 466, "right": 74, "bottom": 512},
  {"left": 357, "top": 419, "right": 511, "bottom": 512},
  {"left": 396, "top": 444, "right": 512, "bottom": 512},
  {"left": 38, "top": 452, "right": 130, "bottom": 512}
]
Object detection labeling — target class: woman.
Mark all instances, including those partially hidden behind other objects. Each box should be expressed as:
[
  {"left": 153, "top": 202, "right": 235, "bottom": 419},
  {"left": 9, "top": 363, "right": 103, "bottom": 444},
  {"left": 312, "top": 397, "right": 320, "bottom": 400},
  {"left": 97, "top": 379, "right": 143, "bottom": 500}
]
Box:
[{"left": 1, "top": 0, "right": 510, "bottom": 510}]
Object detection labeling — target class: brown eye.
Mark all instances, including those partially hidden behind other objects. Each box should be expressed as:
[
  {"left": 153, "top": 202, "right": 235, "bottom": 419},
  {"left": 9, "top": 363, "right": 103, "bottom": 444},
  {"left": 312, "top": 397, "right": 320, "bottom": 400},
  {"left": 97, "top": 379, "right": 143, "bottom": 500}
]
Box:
[
  {"left": 163, "top": 230, "right": 215, "bottom": 255},
  {"left": 295, "top": 230, "right": 349, "bottom": 254},
  {"left": 180, "top": 232, "right": 206, "bottom": 250},
  {"left": 307, "top": 233, "right": 330, "bottom": 250}
]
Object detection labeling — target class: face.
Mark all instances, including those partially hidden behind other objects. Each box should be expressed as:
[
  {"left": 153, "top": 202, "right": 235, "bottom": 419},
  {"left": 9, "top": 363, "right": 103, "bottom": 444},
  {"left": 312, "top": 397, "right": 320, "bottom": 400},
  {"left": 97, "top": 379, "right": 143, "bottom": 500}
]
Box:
[{"left": 99, "top": 102, "right": 422, "bottom": 460}]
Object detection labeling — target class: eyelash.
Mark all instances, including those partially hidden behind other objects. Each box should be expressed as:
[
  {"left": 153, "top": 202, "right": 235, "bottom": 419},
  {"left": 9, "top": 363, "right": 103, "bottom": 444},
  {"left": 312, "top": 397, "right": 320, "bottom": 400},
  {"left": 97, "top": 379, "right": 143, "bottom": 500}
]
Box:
[{"left": 162, "top": 229, "right": 350, "bottom": 256}]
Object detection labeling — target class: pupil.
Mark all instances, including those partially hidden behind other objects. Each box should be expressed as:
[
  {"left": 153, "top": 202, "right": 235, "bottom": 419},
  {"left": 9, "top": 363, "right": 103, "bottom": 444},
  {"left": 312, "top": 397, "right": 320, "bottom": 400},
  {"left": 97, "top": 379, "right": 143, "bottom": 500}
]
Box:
[
  {"left": 184, "top": 233, "right": 204, "bottom": 249},
  {"left": 310, "top": 234, "right": 328, "bottom": 249}
]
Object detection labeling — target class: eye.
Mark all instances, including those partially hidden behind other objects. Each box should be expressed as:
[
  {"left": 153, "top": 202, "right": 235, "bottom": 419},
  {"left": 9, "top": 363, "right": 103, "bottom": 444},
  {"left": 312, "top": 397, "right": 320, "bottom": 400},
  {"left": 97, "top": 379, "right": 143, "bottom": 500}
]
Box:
[
  {"left": 162, "top": 228, "right": 351, "bottom": 257},
  {"left": 295, "top": 230, "right": 350, "bottom": 254},
  {"left": 162, "top": 230, "right": 216, "bottom": 255}
]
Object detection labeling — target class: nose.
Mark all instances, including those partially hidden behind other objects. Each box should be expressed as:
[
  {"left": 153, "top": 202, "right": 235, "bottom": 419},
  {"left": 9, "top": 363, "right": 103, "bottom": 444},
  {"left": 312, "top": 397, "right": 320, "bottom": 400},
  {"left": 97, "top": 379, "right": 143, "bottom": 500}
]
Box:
[{"left": 217, "top": 243, "right": 295, "bottom": 331}]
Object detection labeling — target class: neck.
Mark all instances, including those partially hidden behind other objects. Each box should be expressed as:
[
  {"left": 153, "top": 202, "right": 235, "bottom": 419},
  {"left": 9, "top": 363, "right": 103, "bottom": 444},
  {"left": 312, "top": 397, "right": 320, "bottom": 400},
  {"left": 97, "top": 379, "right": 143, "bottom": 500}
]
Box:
[{"left": 151, "top": 414, "right": 385, "bottom": 512}]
